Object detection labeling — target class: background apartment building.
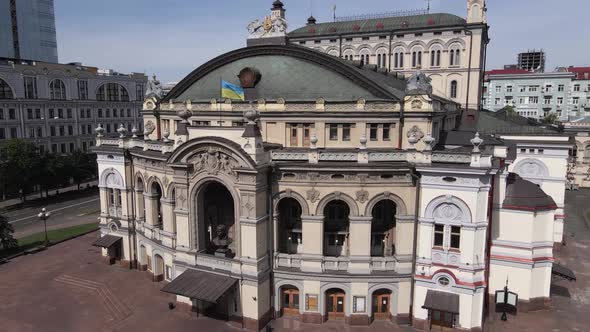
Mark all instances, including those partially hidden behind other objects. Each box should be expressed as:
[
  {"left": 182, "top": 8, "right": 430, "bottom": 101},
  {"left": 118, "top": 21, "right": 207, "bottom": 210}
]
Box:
[
  {"left": 482, "top": 67, "right": 590, "bottom": 120},
  {"left": 0, "top": 59, "right": 146, "bottom": 154}
]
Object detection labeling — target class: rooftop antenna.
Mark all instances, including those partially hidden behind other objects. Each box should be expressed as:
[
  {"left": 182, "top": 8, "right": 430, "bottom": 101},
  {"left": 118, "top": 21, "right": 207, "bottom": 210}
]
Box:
[{"left": 426, "top": 0, "right": 431, "bottom": 13}]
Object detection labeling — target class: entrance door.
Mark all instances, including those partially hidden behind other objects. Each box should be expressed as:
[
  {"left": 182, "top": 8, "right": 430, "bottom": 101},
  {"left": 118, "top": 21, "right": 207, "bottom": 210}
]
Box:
[
  {"left": 430, "top": 310, "right": 455, "bottom": 332},
  {"left": 281, "top": 288, "right": 300, "bottom": 317},
  {"left": 373, "top": 293, "right": 390, "bottom": 320},
  {"left": 326, "top": 291, "right": 345, "bottom": 320}
]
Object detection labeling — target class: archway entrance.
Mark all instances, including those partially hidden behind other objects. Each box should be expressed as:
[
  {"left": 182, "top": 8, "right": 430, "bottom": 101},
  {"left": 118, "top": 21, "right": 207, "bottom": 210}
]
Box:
[
  {"left": 323, "top": 201, "right": 350, "bottom": 257},
  {"left": 371, "top": 200, "right": 397, "bottom": 257},
  {"left": 372, "top": 289, "right": 391, "bottom": 320},
  {"left": 277, "top": 198, "right": 303, "bottom": 254},
  {"left": 198, "top": 182, "right": 236, "bottom": 258},
  {"left": 280, "top": 286, "right": 300, "bottom": 317},
  {"left": 325, "top": 288, "right": 346, "bottom": 320}
]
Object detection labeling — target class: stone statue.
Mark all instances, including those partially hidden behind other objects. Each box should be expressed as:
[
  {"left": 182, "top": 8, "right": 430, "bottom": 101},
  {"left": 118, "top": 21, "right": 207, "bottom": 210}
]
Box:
[
  {"left": 211, "top": 224, "right": 234, "bottom": 258},
  {"left": 406, "top": 71, "right": 433, "bottom": 96},
  {"left": 146, "top": 74, "right": 163, "bottom": 99},
  {"left": 247, "top": 15, "right": 287, "bottom": 38}
]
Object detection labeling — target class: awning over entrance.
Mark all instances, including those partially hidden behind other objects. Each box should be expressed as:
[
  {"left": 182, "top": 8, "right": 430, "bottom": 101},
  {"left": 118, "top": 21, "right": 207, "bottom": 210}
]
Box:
[
  {"left": 422, "top": 290, "right": 460, "bottom": 314},
  {"left": 552, "top": 263, "right": 576, "bottom": 281},
  {"left": 92, "top": 235, "right": 122, "bottom": 248},
  {"left": 161, "top": 269, "right": 238, "bottom": 303}
]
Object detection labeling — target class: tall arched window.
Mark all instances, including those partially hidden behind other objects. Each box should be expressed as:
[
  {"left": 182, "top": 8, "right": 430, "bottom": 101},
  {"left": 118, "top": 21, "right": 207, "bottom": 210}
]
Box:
[
  {"left": 430, "top": 48, "right": 442, "bottom": 67},
  {"left": 50, "top": 79, "right": 66, "bottom": 100},
  {"left": 343, "top": 50, "right": 354, "bottom": 61},
  {"left": 393, "top": 49, "right": 404, "bottom": 69},
  {"left": 359, "top": 49, "right": 370, "bottom": 66},
  {"left": 376, "top": 49, "right": 388, "bottom": 68},
  {"left": 412, "top": 50, "right": 423, "bottom": 68},
  {"left": 0, "top": 78, "right": 14, "bottom": 99},
  {"left": 450, "top": 80, "right": 458, "bottom": 99},
  {"left": 97, "top": 83, "right": 130, "bottom": 102},
  {"left": 450, "top": 48, "right": 461, "bottom": 66}
]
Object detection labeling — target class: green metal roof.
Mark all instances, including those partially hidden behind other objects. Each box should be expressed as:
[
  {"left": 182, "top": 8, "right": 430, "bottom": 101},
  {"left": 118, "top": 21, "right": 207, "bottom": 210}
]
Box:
[{"left": 288, "top": 13, "right": 466, "bottom": 38}]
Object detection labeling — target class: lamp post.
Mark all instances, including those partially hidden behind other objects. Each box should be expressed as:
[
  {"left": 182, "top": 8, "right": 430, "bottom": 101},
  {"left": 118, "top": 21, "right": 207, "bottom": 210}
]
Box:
[
  {"left": 495, "top": 280, "right": 518, "bottom": 321},
  {"left": 38, "top": 208, "right": 51, "bottom": 246}
]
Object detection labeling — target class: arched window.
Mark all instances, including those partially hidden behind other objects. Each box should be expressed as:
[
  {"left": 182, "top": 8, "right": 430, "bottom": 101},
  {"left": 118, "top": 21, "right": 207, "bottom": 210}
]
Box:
[
  {"left": 449, "top": 48, "right": 461, "bottom": 66},
  {"left": 412, "top": 50, "right": 423, "bottom": 68},
  {"left": 450, "top": 80, "right": 458, "bottom": 99},
  {"left": 97, "top": 83, "right": 130, "bottom": 102},
  {"left": 0, "top": 78, "right": 14, "bottom": 99},
  {"left": 150, "top": 181, "right": 163, "bottom": 229},
  {"left": 393, "top": 49, "right": 404, "bottom": 69},
  {"left": 430, "top": 48, "right": 442, "bottom": 67},
  {"left": 277, "top": 198, "right": 303, "bottom": 254},
  {"left": 324, "top": 200, "right": 350, "bottom": 257},
  {"left": 343, "top": 50, "right": 354, "bottom": 61},
  {"left": 359, "top": 49, "right": 370, "bottom": 66},
  {"left": 50, "top": 79, "right": 66, "bottom": 100},
  {"left": 376, "top": 49, "right": 388, "bottom": 68}
]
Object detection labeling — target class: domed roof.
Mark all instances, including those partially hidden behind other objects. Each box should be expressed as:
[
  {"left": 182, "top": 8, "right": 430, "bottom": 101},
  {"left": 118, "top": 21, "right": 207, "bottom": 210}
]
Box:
[
  {"left": 307, "top": 15, "right": 317, "bottom": 25},
  {"left": 502, "top": 173, "right": 557, "bottom": 212},
  {"left": 272, "top": 0, "right": 284, "bottom": 9}
]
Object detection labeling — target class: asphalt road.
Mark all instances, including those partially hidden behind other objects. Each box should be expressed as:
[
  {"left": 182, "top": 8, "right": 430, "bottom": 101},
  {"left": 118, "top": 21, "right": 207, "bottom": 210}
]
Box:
[{"left": 4, "top": 193, "right": 101, "bottom": 238}]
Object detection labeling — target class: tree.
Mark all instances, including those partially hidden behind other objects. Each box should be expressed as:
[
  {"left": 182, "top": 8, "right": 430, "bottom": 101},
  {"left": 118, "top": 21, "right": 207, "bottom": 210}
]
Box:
[
  {"left": 1, "top": 140, "right": 41, "bottom": 201},
  {"left": 542, "top": 112, "right": 558, "bottom": 125},
  {"left": 0, "top": 214, "right": 17, "bottom": 250},
  {"left": 68, "top": 150, "right": 96, "bottom": 190}
]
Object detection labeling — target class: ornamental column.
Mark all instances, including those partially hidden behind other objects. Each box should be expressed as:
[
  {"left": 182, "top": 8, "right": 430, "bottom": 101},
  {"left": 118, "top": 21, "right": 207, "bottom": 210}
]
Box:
[{"left": 300, "top": 214, "right": 323, "bottom": 272}]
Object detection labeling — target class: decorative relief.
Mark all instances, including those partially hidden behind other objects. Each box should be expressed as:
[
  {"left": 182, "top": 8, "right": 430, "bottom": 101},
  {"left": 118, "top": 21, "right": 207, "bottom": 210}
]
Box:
[
  {"left": 355, "top": 190, "right": 369, "bottom": 203},
  {"left": 433, "top": 203, "right": 463, "bottom": 222},
  {"left": 411, "top": 99, "right": 423, "bottom": 109},
  {"left": 319, "top": 152, "right": 357, "bottom": 161},
  {"left": 306, "top": 188, "right": 320, "bottom": 203},
  {"left": 176, "top": 191, "right": 187, "bottom": 209},
  {"left": 515, "top": 160, "right": 547, "bottom": 178},
  {"left": 241, "top": 194, "right": 256, "bottom": 218},
  {"left": 191, "top": 148, "right": 239, "bottom": 178},
  {"left": 144, "top": 121, "right": 155, "bottom": 135},
  {"left": 406, "top": 125, "right": 425, "bottom": 141},
  {"left": 162, "top": 177, "right": 170, "bottom": 190}
]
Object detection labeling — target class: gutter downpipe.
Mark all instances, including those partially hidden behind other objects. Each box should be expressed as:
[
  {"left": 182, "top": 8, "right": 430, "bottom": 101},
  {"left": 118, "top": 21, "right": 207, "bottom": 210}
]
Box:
[
  {"left": 464, "top": 27, "right": 474, "bottom": 112},
  {"left": 408, "top": 167, "right": 421, "bottom": 326},
  {"left": 388, "top": 30, "right": 394, "bottom": 72},
  {"left": 483, "top": 170, "right": 497, "bottom": 329}
]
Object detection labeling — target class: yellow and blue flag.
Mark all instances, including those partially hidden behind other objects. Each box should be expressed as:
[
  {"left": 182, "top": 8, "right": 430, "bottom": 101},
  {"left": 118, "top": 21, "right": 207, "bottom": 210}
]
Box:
[{"left": 221, "top": 80, "right": 245, "bottom": 101}]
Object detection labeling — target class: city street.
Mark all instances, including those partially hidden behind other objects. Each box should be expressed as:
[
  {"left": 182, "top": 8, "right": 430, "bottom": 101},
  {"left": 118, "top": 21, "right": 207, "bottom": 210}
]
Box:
[{"left": 3, "top": 192, "right": 100, "bottom": 238}]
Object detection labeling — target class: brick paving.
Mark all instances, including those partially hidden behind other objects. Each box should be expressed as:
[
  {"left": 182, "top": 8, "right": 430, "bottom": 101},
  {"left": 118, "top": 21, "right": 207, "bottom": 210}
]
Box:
[{"left": 1, "top": 190, "right": 589, "bottom": 332}]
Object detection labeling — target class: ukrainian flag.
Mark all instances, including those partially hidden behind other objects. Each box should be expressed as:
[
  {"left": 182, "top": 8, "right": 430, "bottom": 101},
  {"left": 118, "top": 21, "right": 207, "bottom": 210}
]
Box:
[{"left": 221, "top": 80, "right": 245, "bottom": 101}]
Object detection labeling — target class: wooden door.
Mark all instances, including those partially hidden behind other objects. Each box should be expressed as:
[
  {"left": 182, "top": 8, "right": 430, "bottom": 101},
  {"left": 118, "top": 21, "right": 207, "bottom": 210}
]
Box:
[
  {"left": 303, "top": 125, "right": 311, "bottom": 147},
  {"left": 281, "top": 289, "right": 300, "bottom": 317},
  {"left": 289, "top": 125, "right": 298, "bottom": 146},
  {"left": 373, "top": 294, "right": 390, "bottom": 320},
  {"left": 430, "top": 310, "right": 454, "bottom": 332},
  {"left": 326, "top": 292, "right": 345, "bottom": 320}
]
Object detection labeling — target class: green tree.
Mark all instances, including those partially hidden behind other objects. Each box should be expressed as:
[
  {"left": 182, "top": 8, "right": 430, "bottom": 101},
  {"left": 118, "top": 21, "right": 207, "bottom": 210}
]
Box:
[
  {"left": 2, "top": 140, "right": 41, "bottom": 201},
  {"left": 542, "top": 112, "right": 558, "bottom": 125},
  {"left": 68, "top": 150, "right": 96, "bottom": 190},
  {"left": 0, "top": 214, "right": 17, "bottom": 250}
]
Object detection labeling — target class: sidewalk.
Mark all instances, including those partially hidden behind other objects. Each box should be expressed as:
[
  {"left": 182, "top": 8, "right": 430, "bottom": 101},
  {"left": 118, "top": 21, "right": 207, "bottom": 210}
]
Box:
[{"left": 0, "top": 180, "right": 98, "bottom": 210}]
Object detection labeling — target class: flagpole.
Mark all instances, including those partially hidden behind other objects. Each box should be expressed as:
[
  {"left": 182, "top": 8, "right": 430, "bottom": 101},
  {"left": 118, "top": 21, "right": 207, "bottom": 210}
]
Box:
[{"left": 219, "top": 76, "right": 222, "bottom": 126}]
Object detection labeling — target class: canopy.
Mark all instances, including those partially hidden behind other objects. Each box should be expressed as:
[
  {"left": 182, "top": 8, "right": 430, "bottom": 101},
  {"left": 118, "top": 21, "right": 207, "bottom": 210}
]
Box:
[{"left": 161, "top": 269, "right": 238, "bottom": 303}]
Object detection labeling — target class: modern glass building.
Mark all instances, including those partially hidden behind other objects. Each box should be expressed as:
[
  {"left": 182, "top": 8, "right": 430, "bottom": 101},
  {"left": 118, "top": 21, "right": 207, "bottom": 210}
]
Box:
[{"left": 0, "top": 0, "right": 58, "bottom": 63}]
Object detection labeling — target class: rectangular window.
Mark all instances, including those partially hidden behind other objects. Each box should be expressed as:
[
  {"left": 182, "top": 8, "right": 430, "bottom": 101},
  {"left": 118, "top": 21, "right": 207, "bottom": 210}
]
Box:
[
  {"left": 68, "top": 126, "right": 73, "bottom": 135},
  {"left": 49, "top": 109, "right": 55, "bottom": 118},
  {"left": 558, "top": 84, "right": 565, "bottom": 92},
  {"left": 434, "top": 225, "right": 444, "bottom": 246},
  {"left": 37, "top": 127, "right": 42, "bottom": 137},
  {"left": 289, "top": 124, "right": 298, "bottom": 146},
  {"left": 382, "top": 124, "right": 390, "bottom": 140},
  {"left": 9, "top": 109, "right": 15, "bottom": 120},
  {"left": 0, "top": 109, "right": 3, "bottom": 120},
  {"left": 369, "top": 124, "right": 378, "bottom": 141},
  {"left": 50, "top": 126, "right": 56, "bottom": 136},
  {"left": 69, "top": 142, "right": 75, "bottom": 152},
  {"left": 544, "top": 85, "right": 552, "bottom": 92},
  {"left": 573, "top": 97, "right": 579, "bottom": 105},
  {"left": 450, "top": 226, "right": 461, "bottom": 249},
  {"left": 519, "top": 86, "right": 526, "bottom": 92},
  {"left": 494, "top": 98, "right": 500, "bottom": 105},
  {"left": 59, "top": 126, "right": 65, "bottom": 136},
  {"left": 574, "top": 84, "right": 581, "bottom": 92},
  {"left": 27, "top": 109, "right": 33, "bottom": 119},
  {"left": 0, "top": 128, "right": 4, "bottom": 139},
  {"left": 557, "top": 97, "right": 563, "bottom": 105},
  {"left": 303, "top": 124, "right": 311, "bottom": 147},
  {"left": 24, "top": 76, "right": 38, "bottom": 99},
  {"left": 29, "top": 128, "right": 35, "bottom": 138},
  {"left": 127, "top": 109, "right": 131, "bottom": 117},
  {"left": 528, "top": 85, "right": 538, "bottom": 92},
  {"left": 342, "top": 124, "right": 351, "bottom": 141},
  {"left": 35, "top": 109, "right": 41, "bottom": 119},
  {"left": 60, "top": 143, "right": 66, "bottom": 153},
  {"left": 544, "top": 97, "right": 552, "bottom": 105},
  {"left": 52, "top": 144, "right": 57, "bottom": 153},
  {"left": 329, "top": 124, "right": 338, "bottom": 141},
  {"left": 58, "top": 109, "right": 63, "bottom": 118},
  {"left": 67, "top": 109, "right": 72, "bottom": 118},
  {"left": 529, "top": 96, "right": 539, "bottom": 104},
  {"left": 86, "top": 109, "right": 91, "bottom": 118},
  {"left": 98, "top": 109, "right": 103, "bottom": 118},
  {"left": 495, "top": 86, "right": 501, "bottom": 93},
  {"left": 136, "top": 84, "right": 144, "bottom": 101},
  {"left": 506, "top": 85, "right": 513, "bottom": 92},
  {"left": 78, "top": 80, "right": 88, "bottom": 100}
]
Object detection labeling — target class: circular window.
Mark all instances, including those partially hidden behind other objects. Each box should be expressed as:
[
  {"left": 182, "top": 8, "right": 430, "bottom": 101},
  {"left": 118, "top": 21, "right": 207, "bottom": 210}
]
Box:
[{"left": 438, "top": 276, "right": 450, "bottom": 287}]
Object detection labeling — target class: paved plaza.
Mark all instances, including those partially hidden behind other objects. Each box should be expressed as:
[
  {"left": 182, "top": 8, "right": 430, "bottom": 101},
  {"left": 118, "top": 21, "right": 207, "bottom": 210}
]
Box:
[{"left": 0, "top": 190, "right": 589, "bottom": 332}]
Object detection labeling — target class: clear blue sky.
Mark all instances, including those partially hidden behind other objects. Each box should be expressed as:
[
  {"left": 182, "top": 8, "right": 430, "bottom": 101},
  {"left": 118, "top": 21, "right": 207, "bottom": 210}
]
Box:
[{"left": 55, "top": 0, "right": 590, "bottom": 83}]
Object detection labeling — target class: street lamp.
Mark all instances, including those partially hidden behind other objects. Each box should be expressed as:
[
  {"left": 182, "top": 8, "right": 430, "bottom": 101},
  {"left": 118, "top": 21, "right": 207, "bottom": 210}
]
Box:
[
  {"left": 495, "top": 280, "right": 518, "bottom": 321},
  {"left": 38, "top": 208, "right": 51, "bottom": 246}
]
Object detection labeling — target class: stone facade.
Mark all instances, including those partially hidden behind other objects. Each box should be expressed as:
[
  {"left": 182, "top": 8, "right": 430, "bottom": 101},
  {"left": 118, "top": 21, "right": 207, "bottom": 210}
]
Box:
[{"left": 0, "top": 59, "right": 146, "bottom": 153}]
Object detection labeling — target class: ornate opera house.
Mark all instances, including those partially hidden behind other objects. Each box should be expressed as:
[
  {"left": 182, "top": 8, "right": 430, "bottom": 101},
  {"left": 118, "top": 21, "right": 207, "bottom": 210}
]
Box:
[{"left": 92, "top": 2, "right": 574, "bottom": 331}]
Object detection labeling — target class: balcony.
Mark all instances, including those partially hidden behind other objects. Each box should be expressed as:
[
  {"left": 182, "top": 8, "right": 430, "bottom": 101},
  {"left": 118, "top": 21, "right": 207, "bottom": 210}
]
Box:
[
  {"left": 370, "top": 256, "right": 397, "bottom": 271},
  {"left": 431, "top": 247, "right": 461, "bottom": 267},
  {"left": 322, "top": 256, "right": 350, "bottom": 271}
]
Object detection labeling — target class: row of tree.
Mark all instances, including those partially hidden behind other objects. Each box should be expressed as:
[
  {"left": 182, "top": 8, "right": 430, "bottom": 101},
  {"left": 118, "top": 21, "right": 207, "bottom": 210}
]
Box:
[{"left": 0, "top": 139, "right": 98, "bottom": 201}]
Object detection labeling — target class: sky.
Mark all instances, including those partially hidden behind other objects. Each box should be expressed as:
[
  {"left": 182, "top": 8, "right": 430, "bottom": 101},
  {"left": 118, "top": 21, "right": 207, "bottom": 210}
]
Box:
[{"left": 54, "top": 0, "right": 590, "bottom": 83}]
